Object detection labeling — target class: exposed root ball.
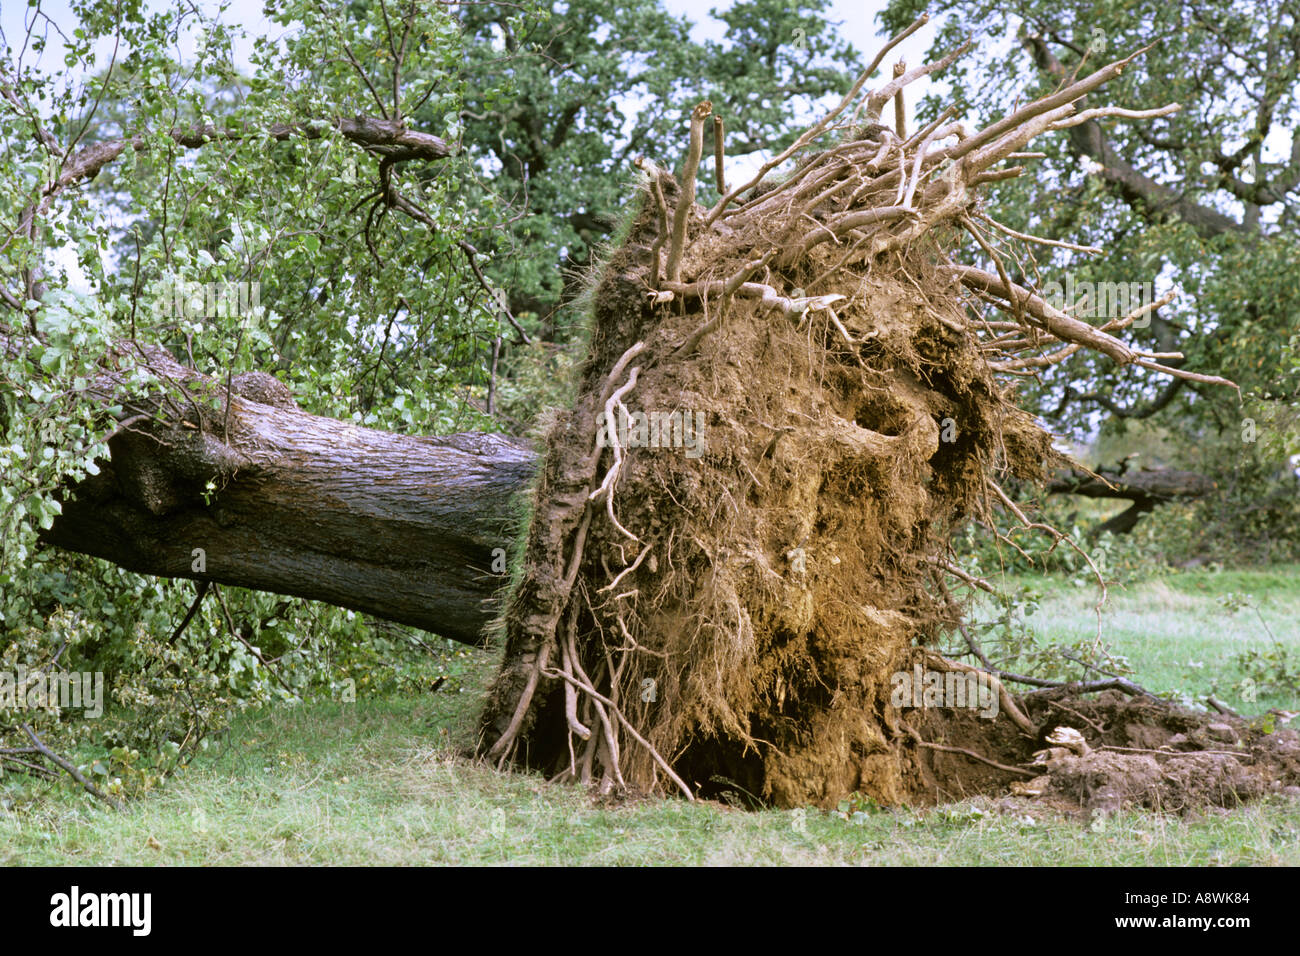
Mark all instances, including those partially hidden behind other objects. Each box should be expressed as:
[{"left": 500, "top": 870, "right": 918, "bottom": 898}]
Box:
[
  {"left": 478, "top": 31, "right": 1234, "bottom": 808},
  {"left": 481, "top": 166, "right": 1052, "bottom": 806}
]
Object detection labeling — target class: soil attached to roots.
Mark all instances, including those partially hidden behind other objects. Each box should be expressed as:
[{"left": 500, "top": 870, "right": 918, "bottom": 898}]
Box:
[{"left": 477, "top": 43, "right": 1276, "bottom": 811}]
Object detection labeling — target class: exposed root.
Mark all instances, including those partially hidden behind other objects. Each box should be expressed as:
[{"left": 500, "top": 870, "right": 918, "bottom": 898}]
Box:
[
  {"left": 478, "top": 28, "right": 1239, "bottom": 808},
  {"left": 924, "top": 651, "right": 1037, "bottom": 737},
  {"left": 899, "top": 720, "right": 1037, "bottom": 778}
]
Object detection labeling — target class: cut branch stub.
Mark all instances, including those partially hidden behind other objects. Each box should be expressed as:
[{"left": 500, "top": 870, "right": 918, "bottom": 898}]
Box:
[{"left": 665, "top": 100, "right": 713, "bottom": 283}]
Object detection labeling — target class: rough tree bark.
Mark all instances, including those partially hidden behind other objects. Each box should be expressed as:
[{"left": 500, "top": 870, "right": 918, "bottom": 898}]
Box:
[{"left": 30, "top": 340, "right": 536, "bottom": 646}]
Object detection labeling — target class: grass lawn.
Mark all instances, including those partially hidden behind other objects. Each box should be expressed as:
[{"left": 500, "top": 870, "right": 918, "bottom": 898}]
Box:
[
  {"left": 3, "top": 566, "right": 1298, "bottom": 865},
  {"left": 975, "top": 564, "right": 1300, "bottom": 713}
]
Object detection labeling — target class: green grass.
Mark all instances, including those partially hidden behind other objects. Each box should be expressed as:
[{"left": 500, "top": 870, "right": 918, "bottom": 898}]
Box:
[
  {"left": 975, "top": 564, "right": 1300, "bottom": 712},
  {"left": 3, "top": 565, "right": 1299, "bottom": 865}
]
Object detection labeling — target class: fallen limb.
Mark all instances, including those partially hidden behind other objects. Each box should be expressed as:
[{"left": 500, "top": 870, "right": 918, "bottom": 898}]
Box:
[{"left": 21, "top": 723, "right": 125, "bottom": 811}]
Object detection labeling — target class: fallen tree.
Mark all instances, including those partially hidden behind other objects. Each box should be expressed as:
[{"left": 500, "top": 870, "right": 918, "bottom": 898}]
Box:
[
  {"left": 1046, "top": 462, "right": 1216, "bottom": 536},
  {"left": 13, "top": 16, "right": 1282, "bottom": 812}
]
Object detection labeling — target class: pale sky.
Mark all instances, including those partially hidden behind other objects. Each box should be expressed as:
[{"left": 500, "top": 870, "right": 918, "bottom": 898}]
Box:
[
  {"left": 1, "top": 0, "right": 948, "bottom": 291},
  {"left": 2, "top": 0, "right": 942, "bottom": 109}
]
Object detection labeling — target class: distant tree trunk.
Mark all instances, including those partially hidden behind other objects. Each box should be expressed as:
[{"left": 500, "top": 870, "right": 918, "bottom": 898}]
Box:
[{"left": 1046, "top": 465, "right": 1215, "bottom": 536}]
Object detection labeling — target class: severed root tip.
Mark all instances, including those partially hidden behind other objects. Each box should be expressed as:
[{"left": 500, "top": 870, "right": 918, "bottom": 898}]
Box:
[
  {"left": 1046, "top": 726, "right": 1091, "bottom": 756},
  {"left": 1032, "top": 726, "right": 1091, "bottom": 768},
  {"left": 665, "top": 100, "right": 714, "bottom": 282}
]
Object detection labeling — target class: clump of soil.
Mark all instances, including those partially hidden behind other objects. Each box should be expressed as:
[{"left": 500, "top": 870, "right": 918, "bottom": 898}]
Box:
[
  {"left": 911, "top": 690, "right": 1300, "bottom": 812},
  {"left": 480, "top": 157, "right": 1057, "bottom": 807}
]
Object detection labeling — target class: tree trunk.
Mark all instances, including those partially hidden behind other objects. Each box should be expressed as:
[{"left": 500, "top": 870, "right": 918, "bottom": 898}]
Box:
[
  {"left": 37, "top": 342, "right": 537, "bottom": 646},
  {"left": 1046, "top": 465, "right": 1214, "bottom": 536}
]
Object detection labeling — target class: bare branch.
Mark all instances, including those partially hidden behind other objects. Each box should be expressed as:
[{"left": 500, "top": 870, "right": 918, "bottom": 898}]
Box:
[{"left": 665, "top": 100, "right": 712, "bottom": 282}]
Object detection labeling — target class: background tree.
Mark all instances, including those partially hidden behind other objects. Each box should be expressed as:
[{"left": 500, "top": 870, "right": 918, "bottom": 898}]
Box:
[{"left": 882, "top": 0, "right": 1300, "bottom": 560}]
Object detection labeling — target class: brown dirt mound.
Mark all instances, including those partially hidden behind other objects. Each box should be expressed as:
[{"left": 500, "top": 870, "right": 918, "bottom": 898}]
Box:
[
  {"left": 912, "top": 690, "right": 1300, "bottom": 812},
  {"left": 478, "top": 160, "right": 1053, "bottom": 807}
]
